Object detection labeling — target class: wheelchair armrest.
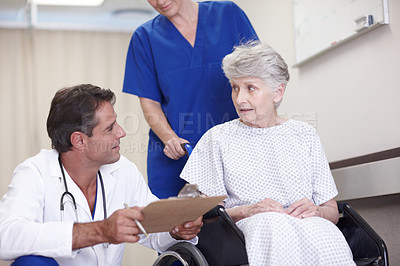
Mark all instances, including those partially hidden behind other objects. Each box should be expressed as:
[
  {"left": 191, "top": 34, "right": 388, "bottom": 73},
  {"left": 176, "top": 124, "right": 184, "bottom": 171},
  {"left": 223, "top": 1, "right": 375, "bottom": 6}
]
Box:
[
  {"left": 338, "top": 202, "right": 389, "bottom": 266},
  {"left": 197, "top": 205, "right": 248, "bottom": 265},
  {"left": 201, "top": 205, "right": 246, "bottom": 246},
  {"left": 217, "top": 206, "right": 246, "bottom": 246},
  {"left": 203, "top": 205, "right": 223, "bottom": 220}
]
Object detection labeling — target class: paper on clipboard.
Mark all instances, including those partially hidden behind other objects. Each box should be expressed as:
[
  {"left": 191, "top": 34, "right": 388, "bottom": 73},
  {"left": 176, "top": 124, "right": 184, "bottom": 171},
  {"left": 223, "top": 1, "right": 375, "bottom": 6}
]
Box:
[{"left": 141, "top": 195, "right": 227, "bottom": 233}]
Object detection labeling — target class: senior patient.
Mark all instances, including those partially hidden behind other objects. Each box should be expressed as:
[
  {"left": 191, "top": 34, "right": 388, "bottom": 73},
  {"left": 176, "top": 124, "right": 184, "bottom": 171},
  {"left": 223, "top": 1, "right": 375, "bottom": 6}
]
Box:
[
  {"left": 180, "top": 42, "right": 355, "bottom": 265},
  {"left": 0, "top": 84, "right": 202, "bottom": 266}
]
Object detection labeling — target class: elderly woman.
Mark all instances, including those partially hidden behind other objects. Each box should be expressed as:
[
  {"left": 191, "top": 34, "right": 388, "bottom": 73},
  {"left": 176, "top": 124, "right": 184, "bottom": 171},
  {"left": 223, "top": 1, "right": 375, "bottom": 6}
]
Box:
[{"left": 180, "top": 41, "right": 355, "bottom": 265}]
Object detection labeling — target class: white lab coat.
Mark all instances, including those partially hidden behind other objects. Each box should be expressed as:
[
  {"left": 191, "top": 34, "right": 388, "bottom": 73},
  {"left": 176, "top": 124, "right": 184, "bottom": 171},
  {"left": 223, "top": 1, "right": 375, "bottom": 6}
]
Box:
[{"left": 0, "top": 149, "right": 195, "bottom": 265}]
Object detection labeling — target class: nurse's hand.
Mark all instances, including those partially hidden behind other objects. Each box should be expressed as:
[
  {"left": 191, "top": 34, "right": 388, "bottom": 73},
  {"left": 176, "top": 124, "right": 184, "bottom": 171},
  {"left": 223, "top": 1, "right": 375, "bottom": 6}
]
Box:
[
  {"left": 170, "top": 216, "right": 203, "bottom": 240},
  {"left": 164, "top": 137, "right": 188, "bottom": 159}
]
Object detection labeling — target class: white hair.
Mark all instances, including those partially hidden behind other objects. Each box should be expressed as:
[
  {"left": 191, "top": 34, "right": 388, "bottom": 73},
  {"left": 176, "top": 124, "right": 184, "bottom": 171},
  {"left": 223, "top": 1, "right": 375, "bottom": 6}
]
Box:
[{"left": 222, "top": 41, "right": 290, "bottom": 108}]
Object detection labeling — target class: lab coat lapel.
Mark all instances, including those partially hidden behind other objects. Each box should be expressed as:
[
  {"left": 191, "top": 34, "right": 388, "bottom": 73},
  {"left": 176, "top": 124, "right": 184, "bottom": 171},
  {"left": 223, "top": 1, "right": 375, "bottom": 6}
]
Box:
[
  {"left": 63, "top": 171, "right": 92, "bottom": 222},
  {"left": 98, "top": 162, "right": 118, "bottom": 219},
  {"left": 49, "top": 150, "right": 63, "bottom": 181},
  {"left": 50, "top": 150, "right": 119, "bottom": 222},
  {"left": 48, "top": 150, "right": 90, "bottom": 221}
]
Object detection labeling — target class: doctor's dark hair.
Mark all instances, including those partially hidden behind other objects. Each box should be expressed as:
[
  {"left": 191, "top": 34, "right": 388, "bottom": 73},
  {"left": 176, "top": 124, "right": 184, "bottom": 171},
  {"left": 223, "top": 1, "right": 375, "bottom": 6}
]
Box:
[
  {"left": 222, "top": 41, "right": 290, "bottom": 108},
  {"left": 47, "top": 84, "right": 116, "bottom": 153}
]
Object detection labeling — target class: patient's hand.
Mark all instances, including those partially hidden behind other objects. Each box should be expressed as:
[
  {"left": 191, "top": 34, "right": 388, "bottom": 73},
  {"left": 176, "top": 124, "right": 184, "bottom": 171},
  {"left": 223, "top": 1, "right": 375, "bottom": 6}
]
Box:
[
  {"left": 285, "top": 197, "right": 320, "bottom": 219},
  {"left": 246, "top": 198, "right": 285, "bottom": 217},
  {"left": 227, "top": 198, "right": 284, "bottom": 222}
]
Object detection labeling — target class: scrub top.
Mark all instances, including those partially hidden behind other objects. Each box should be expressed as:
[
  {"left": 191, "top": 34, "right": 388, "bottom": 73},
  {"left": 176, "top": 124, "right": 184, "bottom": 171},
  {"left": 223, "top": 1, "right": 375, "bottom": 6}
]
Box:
[{"left": 123, "top": 1, "right": 258, "bottom": 198}]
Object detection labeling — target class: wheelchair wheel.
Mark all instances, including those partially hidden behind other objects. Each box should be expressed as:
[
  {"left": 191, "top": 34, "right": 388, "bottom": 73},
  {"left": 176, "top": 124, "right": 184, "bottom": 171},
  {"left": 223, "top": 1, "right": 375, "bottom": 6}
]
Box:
[{"left": 153, "top": 242, "right": 209, "bottom": 266}]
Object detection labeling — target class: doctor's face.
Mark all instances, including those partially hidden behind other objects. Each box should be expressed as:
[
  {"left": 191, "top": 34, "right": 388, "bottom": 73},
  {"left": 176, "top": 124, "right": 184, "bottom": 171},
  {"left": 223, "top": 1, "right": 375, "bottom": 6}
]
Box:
[
  {"left": 84, "top": 102, "right": 126, "bottom": 166},
  {"left": 147, "top": 0, "right": 183, "bottom": 18}
]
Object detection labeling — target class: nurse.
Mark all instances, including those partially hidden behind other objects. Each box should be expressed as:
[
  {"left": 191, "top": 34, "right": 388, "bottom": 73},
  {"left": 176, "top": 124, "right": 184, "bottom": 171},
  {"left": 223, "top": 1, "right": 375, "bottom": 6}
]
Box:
[{"left": 123, "top": 0, "right": 258, "bottom": 198}]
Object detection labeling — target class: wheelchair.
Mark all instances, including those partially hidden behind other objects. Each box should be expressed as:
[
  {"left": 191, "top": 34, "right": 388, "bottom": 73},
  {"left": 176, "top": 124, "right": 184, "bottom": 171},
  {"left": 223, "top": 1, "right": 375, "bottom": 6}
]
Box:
[{"left": 153, "top": 202, "right": 389, "bottom": 266}]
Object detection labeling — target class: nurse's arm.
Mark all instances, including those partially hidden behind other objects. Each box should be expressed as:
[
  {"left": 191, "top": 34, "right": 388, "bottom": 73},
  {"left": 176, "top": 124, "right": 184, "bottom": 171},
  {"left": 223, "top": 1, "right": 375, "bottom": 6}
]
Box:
[{"left": 139, "top": 97, "right": 187, "bottom": 159}]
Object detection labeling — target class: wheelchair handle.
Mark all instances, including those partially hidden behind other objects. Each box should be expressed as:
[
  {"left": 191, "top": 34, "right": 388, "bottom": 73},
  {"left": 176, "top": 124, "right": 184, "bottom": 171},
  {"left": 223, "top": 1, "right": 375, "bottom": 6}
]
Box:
[{"left": 181, "top": 143, "right": 193, "bottom": 157}]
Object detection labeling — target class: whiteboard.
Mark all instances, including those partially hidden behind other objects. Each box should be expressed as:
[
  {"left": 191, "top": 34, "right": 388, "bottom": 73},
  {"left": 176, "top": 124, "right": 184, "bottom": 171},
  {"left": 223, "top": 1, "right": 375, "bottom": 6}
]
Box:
[{"left": 293, "top": 0, "right": 389, "bottom": 66}]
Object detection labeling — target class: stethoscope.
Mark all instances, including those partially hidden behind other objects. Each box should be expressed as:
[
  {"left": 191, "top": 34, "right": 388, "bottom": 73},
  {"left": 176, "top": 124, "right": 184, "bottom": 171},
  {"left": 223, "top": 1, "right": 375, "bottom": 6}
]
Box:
[{"left": 58, "top": 155, "right": 107, "bottom": 223}]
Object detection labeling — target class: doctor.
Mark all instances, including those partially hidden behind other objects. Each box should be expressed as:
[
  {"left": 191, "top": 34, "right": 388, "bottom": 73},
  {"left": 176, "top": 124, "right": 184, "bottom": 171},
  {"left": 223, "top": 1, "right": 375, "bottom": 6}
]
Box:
[{"left": 0, "top": 84, "right": 202, "bottom": 266}]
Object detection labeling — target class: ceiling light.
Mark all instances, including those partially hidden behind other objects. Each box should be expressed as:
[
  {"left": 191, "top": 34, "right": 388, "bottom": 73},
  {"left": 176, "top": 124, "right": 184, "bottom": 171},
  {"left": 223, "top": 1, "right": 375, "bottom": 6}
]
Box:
[{"left": 31, "top": 0, "right": 105, "bottom": 6}]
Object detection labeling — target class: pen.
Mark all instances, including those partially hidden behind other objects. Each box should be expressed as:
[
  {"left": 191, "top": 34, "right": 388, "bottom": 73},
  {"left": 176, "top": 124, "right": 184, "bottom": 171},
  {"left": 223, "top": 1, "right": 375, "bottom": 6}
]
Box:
[{"left": 124, "top": 203, "right": 149, "bottom": 239}]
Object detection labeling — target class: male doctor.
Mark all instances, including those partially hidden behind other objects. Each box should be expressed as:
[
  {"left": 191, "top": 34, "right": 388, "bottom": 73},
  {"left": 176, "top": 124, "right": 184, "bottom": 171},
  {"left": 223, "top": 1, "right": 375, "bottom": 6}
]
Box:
[{"left": 0, "top": 84, "right": 202, "bottom": 265}]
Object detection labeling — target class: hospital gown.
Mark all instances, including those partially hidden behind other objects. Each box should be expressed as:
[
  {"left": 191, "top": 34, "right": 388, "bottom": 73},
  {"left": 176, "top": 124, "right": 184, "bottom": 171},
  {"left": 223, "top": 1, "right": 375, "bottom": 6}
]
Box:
[{"left": 181, "top": 119, "right": 355, "bottom": 265}]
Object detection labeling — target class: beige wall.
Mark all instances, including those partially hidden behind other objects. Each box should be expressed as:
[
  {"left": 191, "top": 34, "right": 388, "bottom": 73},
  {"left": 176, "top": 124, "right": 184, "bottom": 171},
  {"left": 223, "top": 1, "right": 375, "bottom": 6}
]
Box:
[
  {"left": 237, "top": 1, "right": 400, "bottom": 264},
  {"left": 1, "top": 0, "right": 399, "bottom": 265},
  {"left": 236, "top": 0, "right": 400, "bottom": 162},
  {"left": 0, "top": 29, "right": 156, "bottom": 265}
]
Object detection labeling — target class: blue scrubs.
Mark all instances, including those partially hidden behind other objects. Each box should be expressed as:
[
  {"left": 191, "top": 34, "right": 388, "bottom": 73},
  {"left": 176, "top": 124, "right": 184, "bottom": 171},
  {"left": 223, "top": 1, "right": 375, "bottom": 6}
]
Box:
[{"left": 123, "top": 1, "right": 258, "bottom": 198}]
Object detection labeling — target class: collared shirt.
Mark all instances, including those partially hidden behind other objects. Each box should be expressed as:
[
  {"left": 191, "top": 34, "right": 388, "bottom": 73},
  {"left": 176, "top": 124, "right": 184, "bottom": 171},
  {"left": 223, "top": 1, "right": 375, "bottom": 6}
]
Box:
[{"left": 0, "top": 149, "right": 195, "bottom": 265}]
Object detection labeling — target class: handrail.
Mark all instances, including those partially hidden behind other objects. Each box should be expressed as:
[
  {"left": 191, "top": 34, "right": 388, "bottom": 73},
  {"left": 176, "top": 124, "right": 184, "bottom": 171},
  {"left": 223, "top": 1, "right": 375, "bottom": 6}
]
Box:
[{"left": 329, "top": 147, "right": 400, "bottom": 170}]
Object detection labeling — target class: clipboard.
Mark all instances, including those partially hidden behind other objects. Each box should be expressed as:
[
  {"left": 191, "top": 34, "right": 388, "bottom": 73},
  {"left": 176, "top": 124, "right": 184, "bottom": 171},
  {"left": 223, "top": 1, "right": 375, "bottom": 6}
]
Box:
[{"left": 141, "top": 195, "right": 227, "bottom": 233}]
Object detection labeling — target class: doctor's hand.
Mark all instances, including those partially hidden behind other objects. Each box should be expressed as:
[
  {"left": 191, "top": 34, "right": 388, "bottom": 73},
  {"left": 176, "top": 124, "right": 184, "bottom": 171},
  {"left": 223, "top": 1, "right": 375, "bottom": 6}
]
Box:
[
  {"left": 72, "top": 207, "right": 144, "bottom": 250},
  {"left": 170, "top": 216, "right": 203, "bottom": 240},
  {"left": 285, "top": 197, "right": 319, "bottom": 219},
  {"left": 101, "top": 206, "right": 145, "bottom": 244},
  {"left": 164, "top": 137, "right": 189, "bottom": 160}
]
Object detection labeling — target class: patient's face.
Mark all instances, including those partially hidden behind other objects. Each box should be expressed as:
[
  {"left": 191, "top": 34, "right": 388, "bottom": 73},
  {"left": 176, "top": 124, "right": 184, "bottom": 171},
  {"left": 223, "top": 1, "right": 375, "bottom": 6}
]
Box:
[{"left": 231, "top": 76, "right": 277, "bottom": 128}]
